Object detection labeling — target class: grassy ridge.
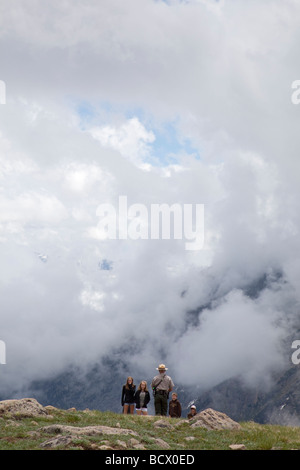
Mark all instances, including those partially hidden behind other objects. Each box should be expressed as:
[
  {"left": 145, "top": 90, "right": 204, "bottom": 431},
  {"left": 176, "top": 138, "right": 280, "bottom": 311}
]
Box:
[{"left": 1, "top": 408, "right": 300, "bottom": 450}]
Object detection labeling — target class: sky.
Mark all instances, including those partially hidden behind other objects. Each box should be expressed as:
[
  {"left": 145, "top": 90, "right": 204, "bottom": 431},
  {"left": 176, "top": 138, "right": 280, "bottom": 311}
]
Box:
[{"left": 0, "top": 0, "right": 300, "bottom": 397}]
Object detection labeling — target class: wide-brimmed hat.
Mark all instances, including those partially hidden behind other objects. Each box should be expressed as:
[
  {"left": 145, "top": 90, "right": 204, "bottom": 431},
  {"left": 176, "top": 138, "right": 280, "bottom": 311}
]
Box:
[{"left": 156, "top": 363, "right": 168, "bottom": 370}]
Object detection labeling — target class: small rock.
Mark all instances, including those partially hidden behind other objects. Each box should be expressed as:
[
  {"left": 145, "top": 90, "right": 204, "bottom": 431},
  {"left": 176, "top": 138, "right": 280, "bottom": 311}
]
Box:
[
  {"left": 174, "top": 419, "right": 189, "bottom": 427},
  {"left": 153, "top": 419, "right": 174, "bottom": 429},
  {"left": 152, "top": 438, "right": 170, "bottom": 449},
  {"left": 40, "top": 435, "right": 73, "bottom": 449},
  {"left": 89, "top": 443, "right": 100, "bottom": 450},
  {"left": 133, "top": 444, "right": 146, "bottom": 450},
  {"left": 229, "top": 444, "right": 246, "bottom": 450},
  {"left": 44, "top": 405, "right": 58, "bottom": 413},
  {"left": 128, "top": 438, "right": 140, "bottom": 446},
  {"left": 116, "top": 440, "right": 127, "bottom": 448}
]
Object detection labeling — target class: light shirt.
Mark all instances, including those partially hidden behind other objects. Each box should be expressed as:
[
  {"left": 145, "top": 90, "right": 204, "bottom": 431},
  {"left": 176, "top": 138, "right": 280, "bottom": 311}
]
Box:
[{"left": 151, "top": 372, "right": 174, "bottom": 391}]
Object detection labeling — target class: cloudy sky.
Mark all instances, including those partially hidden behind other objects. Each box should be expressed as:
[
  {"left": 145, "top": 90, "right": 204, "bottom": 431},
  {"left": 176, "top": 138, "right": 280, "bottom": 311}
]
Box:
[{"left": 0, "top": 0, "right": 300, "bottom": 396}]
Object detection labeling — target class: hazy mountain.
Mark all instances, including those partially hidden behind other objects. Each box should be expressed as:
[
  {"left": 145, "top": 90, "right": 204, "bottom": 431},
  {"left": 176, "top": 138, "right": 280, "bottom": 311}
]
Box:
[{"left": 2, "top": 268, "right": 299, "bottom": 426}]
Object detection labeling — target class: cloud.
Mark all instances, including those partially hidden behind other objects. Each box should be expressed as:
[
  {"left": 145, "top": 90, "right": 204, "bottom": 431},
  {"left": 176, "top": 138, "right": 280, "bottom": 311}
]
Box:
[
  {"left": 89, "top": 117, "right": 155, "bottom": 169},
  {"left": 0, "top": 0, "right": 299, "bottom": 397}
]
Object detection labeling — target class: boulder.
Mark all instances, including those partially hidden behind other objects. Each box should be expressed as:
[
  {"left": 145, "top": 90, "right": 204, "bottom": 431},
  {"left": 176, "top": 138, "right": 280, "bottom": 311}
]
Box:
[
  {"left": 0, "top": 398, "right": 48, "bottom": 418},
  {"left": 191, "top": 408, "right": 241, "bottom": 430}
]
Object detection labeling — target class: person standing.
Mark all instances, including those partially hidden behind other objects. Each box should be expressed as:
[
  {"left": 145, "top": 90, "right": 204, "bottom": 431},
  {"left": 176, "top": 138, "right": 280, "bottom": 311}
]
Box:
[
  {"left": 121, "top": 376, "right": 136, "bottom": 414},
  {"left": 151, "top": 364, "right": 174, "bottom": 416},
  {"left": 135, "top": 380, "right": 150, "bottom": 415},
  {"left": 169, "top": 392, "right": 182, "bottom": 418}
]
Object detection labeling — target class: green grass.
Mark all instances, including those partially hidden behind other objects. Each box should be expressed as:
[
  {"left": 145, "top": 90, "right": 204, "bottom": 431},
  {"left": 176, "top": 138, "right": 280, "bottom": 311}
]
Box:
[{"left": 1, "top": 408, "right": 300, "bottom": 450}]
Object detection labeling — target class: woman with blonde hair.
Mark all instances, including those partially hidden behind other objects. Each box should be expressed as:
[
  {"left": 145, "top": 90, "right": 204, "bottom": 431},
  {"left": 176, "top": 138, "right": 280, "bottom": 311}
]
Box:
[
  {"left": 134, "top": 380, "right": 150, "bottom": 415},
  {"left": 121, "top": 376, "right": 136, "bottom": 414}
]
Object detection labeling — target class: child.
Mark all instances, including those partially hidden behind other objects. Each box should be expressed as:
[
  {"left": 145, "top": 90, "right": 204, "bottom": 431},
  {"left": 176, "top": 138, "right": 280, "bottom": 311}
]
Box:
[
  {"left": 121, "top": 376, "right": 136, "bottom": 414},
  {"left": 135, "top": 380, "right": 150, "bottom": 415},
  {"left": 169, "top": 392, "right": 182, "bottom": 418},
  {"left": 187, "top": 405, "right": 197, "bottom": 419}
]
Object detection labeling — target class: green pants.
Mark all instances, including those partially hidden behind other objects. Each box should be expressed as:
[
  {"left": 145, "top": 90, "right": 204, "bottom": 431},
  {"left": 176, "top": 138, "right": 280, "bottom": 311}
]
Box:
[{"left": 154, "top": 393, "right": 168, "bottom": 416}]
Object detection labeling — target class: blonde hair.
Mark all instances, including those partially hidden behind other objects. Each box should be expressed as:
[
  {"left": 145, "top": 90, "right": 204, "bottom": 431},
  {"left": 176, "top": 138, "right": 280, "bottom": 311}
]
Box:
[{"left": 138, "top": 380, "right": 148, "bottom": 392}]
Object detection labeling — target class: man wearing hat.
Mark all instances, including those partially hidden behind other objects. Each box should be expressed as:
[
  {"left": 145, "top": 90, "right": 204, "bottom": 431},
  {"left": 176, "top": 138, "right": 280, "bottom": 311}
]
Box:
[{"left": 151, "top": 364, "right": 174, "bottom": 416}]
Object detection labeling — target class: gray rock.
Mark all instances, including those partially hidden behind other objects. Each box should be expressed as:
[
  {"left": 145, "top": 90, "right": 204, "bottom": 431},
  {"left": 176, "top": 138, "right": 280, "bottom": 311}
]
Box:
[
  {"left": 191, "top": 408, "right": 241, "bottom": 430},
  {"left": 0, "top": 398, "right": 48, "bottom": 418},
  {"left": 40, "top": 435, "right": 73, "bottom": 449},
  {"left": 151, "top": 437, "right": 170, "bottom": 449},
  {"left": 41, "top": 423, "right": 138, "bottom": 436},
  {"left": 153, "top": 419, "right": 174, "bottom": 429}
]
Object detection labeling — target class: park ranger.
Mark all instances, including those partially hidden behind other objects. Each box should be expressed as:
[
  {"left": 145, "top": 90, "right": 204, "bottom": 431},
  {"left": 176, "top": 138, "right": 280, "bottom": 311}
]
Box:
[{"left": 151, "top": 364, "right": 174, "bottom": 416}]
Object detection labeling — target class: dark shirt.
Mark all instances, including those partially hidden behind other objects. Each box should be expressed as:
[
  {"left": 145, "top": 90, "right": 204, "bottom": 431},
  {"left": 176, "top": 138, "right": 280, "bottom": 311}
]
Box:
[
  {"left": 169, "top": 399, "right": 182, "bottom": 418},
  {"left": 121, "top": 384, "right": 136, "bottom": 405},
  {"left": 134, "top": 390, "right": 150, "bottom": 409}
]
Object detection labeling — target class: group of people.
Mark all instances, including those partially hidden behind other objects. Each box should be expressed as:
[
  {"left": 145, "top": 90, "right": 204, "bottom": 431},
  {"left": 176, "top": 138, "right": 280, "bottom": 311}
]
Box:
[{"left": 121, "top": 363, "right": 197, "bottom": 419}]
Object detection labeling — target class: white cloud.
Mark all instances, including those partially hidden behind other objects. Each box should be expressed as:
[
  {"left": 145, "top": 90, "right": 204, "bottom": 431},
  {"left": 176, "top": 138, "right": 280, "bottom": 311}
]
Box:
[
  {"left": 89, "top": 117, "right": 155, "bottom": 168},
  {"left": 0, "top": 0, "right": 299, "bottom": 396}
]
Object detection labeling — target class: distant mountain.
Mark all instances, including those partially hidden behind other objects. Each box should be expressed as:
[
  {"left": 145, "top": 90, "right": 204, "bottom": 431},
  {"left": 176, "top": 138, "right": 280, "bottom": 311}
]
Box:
[
  {"left": 8, "top": 354, "right": 299, "bottom": 426},
  {"left": 3, "top": 267, "right": 299, "bottom": 425},
  {"left": 192, "top": 365, "right": 300, "bottom": 426}
]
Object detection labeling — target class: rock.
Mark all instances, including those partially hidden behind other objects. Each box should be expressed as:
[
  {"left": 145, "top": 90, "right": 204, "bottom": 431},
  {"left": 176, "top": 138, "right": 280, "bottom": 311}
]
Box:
[
  {"left": 133, "top": 444, "right": 146, "bottom": 450},
  {"left": 88, "top": 443, "right": 101, "bottom": 450},
  {"left": 151, "top": 437, "right": 170, "bottom": 449},
  {"left": 174, "top": 419, "right": 189, "bottom": 427},
  {"left": 44, "top": 405, "right": 58, "bottom": 413},
  {"left": 229, "top": 444, "right": 246, "bottom": 450},
  {"left": 40, "top": 435, "right": 73, "bottom": 449},
  {"left": 153, "top": 419, "right": 174, "bottom": 429},
  {"left": 116, "top": 439, "right": 127, "bottom": 448},
  {"left": 41, "top": 424, "right": 138, "bottom": 437},
  {"left": 128, "top": 438, "right": 140, "bottom": 446},
  {"left": 5, "top": 419, "right": 21, "bottom": 427},
  {"left": 0, "top": 398, "right": 48, "bottom": 418},
  {"left": 191, "top": 408, "right": 241, "bottom": 430}
]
